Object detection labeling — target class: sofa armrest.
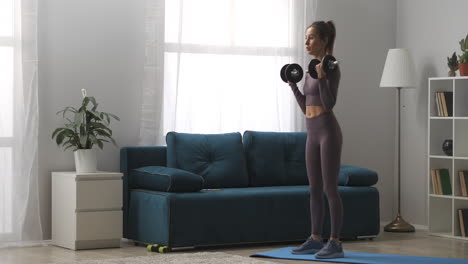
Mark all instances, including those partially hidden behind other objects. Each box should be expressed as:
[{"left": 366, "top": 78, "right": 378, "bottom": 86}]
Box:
[
  {"left": 131, "top": 166, "right": 204, "bottom": 192},
  {"left": 338, "top": 165, "right": 378, "bottom": 186},
  {"left": 120, "top": 146, "right": 167, "bottom": 238}
]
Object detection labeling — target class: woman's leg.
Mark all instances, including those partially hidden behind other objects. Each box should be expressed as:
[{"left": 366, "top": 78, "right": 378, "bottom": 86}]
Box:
[
  {"left": 306, "top": 133, "right": 324, "bottom": 240},
  {"left": 320, "top": 125, "right": 343, "bottom": 240}
]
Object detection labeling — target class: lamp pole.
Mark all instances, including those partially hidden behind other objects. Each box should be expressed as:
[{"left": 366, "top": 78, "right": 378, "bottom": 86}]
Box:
[{"left": 384, "top": 87, "right": 415, "bottom": 232}]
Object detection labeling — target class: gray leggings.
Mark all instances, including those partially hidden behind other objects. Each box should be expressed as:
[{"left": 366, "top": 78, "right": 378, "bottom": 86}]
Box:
[{"left": 305, "top": 111, "right": 343, "bottom": 238}]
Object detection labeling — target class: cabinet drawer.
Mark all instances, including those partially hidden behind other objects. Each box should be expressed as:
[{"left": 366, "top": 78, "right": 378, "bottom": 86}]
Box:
[
  {"left": 76, "top": 179, "right": 122, "bottom": 210},
  {"left": 76, "top": 211, "right": 122, "bottom": 241}
]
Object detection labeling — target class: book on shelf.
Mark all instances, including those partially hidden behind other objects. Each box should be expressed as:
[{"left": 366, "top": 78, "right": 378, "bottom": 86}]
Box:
[
  {"left": 431, "top": 168, "right": 452, "bottom": 195},
  {"left": 435, "top": 92, "right": 442, "bottom": 116},
  {"left": 445, "top": 91, "right": 453, "bottom": 116},
  {"left": 441, "top": 92, "right": 447, "bottom": 117},
  {"left": 431, "top": 169, "right": 439, "bottom": 194},
  {"left": 439, "top": 168, "right": 452, "bottom": 195},
  {"left": 459, "top": 170, "right": 468, "bottom": 197},
  {"left": 458, "top": 208, "right": 468, "bottom": 237},
  {"left": 434, "top": 91, "right": 453, "bottom": 117}
]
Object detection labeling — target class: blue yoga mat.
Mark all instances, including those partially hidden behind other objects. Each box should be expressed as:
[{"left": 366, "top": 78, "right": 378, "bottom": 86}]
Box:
[{"left": 250, "top": 247, "right": 468, "bottom": 264}]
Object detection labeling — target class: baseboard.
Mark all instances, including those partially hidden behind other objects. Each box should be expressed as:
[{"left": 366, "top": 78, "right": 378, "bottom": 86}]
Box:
[{"left": 0, "top": 240, "right": 50, "bottom": 249}]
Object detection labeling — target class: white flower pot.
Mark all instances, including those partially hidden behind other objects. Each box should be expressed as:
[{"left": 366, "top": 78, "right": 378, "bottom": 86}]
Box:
[{"left": 74, "top": 149, "right": 97, "bottom": 173}]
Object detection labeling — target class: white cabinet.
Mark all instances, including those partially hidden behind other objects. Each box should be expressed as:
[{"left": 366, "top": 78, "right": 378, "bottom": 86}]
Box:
[
  {"left": 52, "top": 171, "right": 123, "bottom": 249},
  {"left": 427, "top": 77, "right": 468, "bottom": 240}
]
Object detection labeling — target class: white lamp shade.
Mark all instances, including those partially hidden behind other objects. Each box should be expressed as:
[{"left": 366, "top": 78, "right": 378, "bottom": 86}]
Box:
[{"left": 380, "top": 48, "right": 416, "bottom": 88}]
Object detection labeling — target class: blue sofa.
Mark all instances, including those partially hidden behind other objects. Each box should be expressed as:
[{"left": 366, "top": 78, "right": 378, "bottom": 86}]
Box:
[{"left": 120, "top": 131, "right": 380, "bottom": 249}]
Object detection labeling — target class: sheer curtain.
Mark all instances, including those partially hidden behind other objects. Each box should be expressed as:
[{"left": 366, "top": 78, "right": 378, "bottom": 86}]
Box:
[
  {"left": 140, "top": 0, "right": 317, "bottom": 146},
  {"left": 0, "top": 0, "right": 42, "bottom": 246}
]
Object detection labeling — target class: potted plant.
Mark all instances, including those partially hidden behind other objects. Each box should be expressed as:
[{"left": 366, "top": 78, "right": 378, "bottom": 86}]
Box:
[
  {"left": 459, "top": 33, "right": 468, "bottom": 76},
  {"left": 52, "top": 89, "right": 120, "bottom": 173},
  {"left": 447, "top": 52, "right": 458, "bottom": 77}
]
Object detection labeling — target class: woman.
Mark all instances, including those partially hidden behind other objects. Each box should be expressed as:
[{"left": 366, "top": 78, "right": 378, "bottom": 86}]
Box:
[{"left": 289, "top": 20, "right": 344, "bottom": 259}]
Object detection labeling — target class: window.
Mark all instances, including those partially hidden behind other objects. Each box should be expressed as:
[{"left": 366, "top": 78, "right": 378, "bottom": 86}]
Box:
[
  {"left": 164, "top": 0, "right": 290, "bottom": 47},
  {"left": 161, "top": 0, "right": 303, "bottom": 133},
  {"left": 0, "top": 0, "right": 14, "bottom": 234}
]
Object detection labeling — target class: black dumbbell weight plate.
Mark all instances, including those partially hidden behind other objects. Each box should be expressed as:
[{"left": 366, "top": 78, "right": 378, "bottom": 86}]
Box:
[
  {"left": 308, "top": 59, "right": 320, "bottom": 79},
  {"left": 285, "top": 63, "right": 303, "bottom": 83},
  {"left": 280, "top": 64, "right": 290, "bottom": 83}
]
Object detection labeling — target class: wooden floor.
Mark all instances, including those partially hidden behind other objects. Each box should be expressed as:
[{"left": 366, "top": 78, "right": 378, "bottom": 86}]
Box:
[{"left": 0, "top": 228, "right": 467, "bottom": 264}]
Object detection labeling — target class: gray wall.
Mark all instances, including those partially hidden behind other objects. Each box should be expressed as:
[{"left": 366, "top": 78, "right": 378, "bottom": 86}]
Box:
[
  {"left": 37, "top": 0, "right": 396, "bottom": 239},
  {"left": 396, "top": 0, "right": 468, "bottom": 227}
]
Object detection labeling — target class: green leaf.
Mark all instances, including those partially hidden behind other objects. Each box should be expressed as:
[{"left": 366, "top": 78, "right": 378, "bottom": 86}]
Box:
[
  {"left": 56, "top": 106, "right": 78, "bottom": 118},
  {"left": 104, "top": 113, "right": 110, "bottom": 124},
  {"left": 56, "top": 130, "right": 74, "bottom": 146},
  {"left": 108, "top": 136, "right": 118, "bottom": 147},
  {"left": 59, "top": 129, "right": 75, "bottom": 138},
  {"left": 65, "top": 123, "right": 76, "bottom": 129},
  {"left": 90, "top": 111, "right": 103, "bottom": 121},
  {"left": 63, "top": 144, "right": 76, "bottom": 151},
  {"left": 74, "top": 112, "right": 84, "bottom": 128},
  {"left": 51, "top": 128, "right": 64, "bottom": 139},
  {"left": 465, "top": 34, "right": 468, "bottom": 49},
  {"left": 89, "top": 134, "right": 98, "bottom": 144},
  {"left": 79, "top": 135, "right": 88, "bottom": 148},
  {"left": 88, "top": 96, "right": 97, "bottom": 106},
  {"left": 56, "top": 132, "right": 66, "bottom": 145},
  {"left": 94, "top": 129, "right": 112, "bottom": 138},
  {"left": 88, "top": 122, "right": 110, "bottom": 131},
  {"left": 106, "top": 112, "right": 120, "bottom": 121},
  {"left": 82, "top": 97, "right": 90, "bottom": 108}
]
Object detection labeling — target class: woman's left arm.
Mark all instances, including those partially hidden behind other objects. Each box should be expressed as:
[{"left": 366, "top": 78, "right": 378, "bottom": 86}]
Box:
[{"left": 318, "top": 66, "right": 341, "bottom": 111}]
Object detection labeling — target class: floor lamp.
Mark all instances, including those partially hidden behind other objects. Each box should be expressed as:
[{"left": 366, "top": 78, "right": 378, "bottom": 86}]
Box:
[{"left": 379, "top": 48, "right": 417, "bottom": 232}]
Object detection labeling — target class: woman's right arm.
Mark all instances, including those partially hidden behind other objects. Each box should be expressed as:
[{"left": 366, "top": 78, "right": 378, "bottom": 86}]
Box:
[{"left": 289, "top": 82, "right": 306, "bottom": 114}]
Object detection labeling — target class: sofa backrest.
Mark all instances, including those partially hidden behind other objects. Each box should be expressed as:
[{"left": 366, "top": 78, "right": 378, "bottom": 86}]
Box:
[
  {"left": 243, "top": 131, "right": 308, "bottom": 187},
  {"left": 166, "top": 132, "right": 249, "bottom": 188}
]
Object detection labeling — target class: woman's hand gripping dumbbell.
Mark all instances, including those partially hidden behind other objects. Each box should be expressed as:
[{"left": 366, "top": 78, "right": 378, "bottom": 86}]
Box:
[{"left": 308, "top": 55, "right": 339, "bottom": 79}]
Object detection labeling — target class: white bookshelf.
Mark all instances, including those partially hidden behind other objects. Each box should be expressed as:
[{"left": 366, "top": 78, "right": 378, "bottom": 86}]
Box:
[{"left": 428, "top": 76, "right": 468, "bottom": 241}]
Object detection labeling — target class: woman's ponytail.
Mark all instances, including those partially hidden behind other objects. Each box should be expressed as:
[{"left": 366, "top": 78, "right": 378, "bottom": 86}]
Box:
[{"left": 325, "top": 21, "right": 336, "bottom": 55}]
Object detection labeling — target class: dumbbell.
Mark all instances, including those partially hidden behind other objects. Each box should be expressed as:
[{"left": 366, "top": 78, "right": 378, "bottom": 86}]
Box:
[
  {"left": 308, "top": 55, "right": 339, "bottom": 79},
  {"left": 280, "top": 63, "right": 304, "bottom": 83},
  {"left": 147, "top": 244, "right": 170, "bottom": 253}
]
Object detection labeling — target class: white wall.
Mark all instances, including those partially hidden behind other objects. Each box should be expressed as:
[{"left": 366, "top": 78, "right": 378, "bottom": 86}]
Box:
[
  {"left": 37, "top": 0, "right": 396, "bottom": 239},
  {"left": 38, "top": 0, "right": 145, "bottom": 238},
  {"left": 396, "top": 0, "right": 468, "bottom": 227},
  {"left": 317, "top": 0, "right": 397, "bottom": 226}
]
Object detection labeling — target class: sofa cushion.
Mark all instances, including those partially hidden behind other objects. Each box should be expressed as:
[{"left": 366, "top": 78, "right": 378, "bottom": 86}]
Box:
[
  {"left": 131, "top": 166, "right": 204, "bottom": 192},
  {"left": 243, "top": 131, "right": 308, "bottom": 186},
  {"left": 339, "top": 165, "right": 378, "bottom": 186},
  {"left": 166, "top": 132, "right": 249, "bottom": 188}
]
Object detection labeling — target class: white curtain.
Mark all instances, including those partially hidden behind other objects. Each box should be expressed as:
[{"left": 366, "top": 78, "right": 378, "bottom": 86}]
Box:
[
  {"left": 140, "top": 0, "right": 317, "bottom": 146},
  {"left": 0, "top": 0, "right": 42, "bottom": 246}
]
